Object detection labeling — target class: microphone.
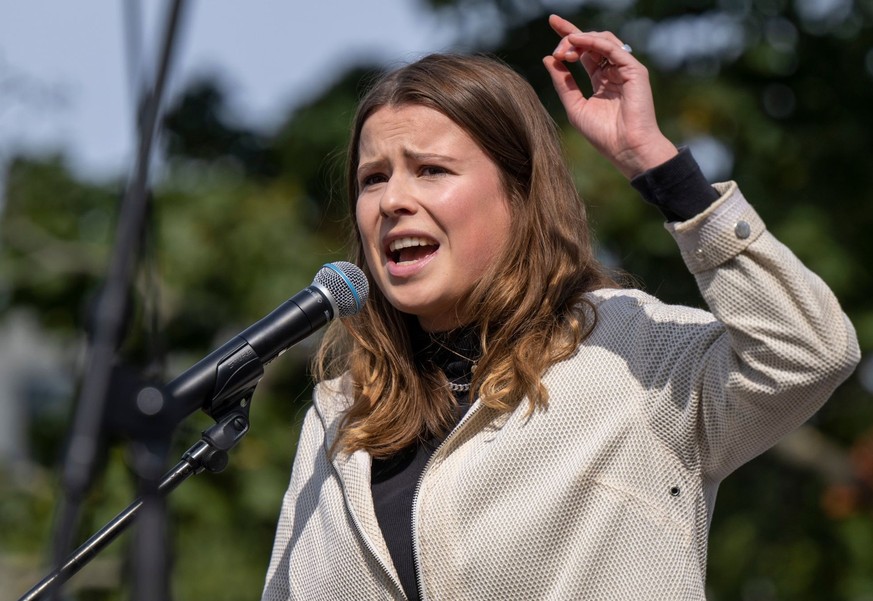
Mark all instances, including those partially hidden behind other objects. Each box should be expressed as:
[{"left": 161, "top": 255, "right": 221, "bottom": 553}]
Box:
[{"left": 164, "top": 261, "right": 368, "bottom": 420}]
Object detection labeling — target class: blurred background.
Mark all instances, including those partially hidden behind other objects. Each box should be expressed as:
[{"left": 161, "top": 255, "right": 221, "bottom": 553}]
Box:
[{"left": 1, "top": 0, "right": 871, "bottom": 599}]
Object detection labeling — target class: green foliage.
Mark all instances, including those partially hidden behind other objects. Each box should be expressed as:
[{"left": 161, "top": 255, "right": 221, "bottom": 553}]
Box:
[
  {"left": 3, "top": 1, "right": 873, "bottom": 599},
  {"left": 162, "top": 80, "right": 281, "bottom": 181},
  {"left": 272, "top": 67, "right": 373, "bottom": 225},
  {"left": 1, "top": 155, "right": 120, "bottom": 331},
  {"left": 1, "top": 64, "right": 354, "bottom": 599}
]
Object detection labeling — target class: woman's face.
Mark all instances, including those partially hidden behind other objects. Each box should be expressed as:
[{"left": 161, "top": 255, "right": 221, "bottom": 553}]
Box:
[{"left": 355, "top": 104, "right": 512, "bottom": 332}]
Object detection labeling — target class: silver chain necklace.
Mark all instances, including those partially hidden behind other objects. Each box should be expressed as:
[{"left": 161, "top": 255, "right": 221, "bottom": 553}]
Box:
[
  {"left": 428, "top": 332, "right": 477, "bottom": 394},
  {"left": 447, "top": 362, "right": 476, "bottom": 392},
  {"left": 448, "top": 381, "right": 472, "bottom": 392}
]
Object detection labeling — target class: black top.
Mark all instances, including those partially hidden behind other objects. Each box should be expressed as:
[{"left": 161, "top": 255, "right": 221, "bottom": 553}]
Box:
[
  {"left": 369, "top": 148, "right": 717, "bottom": 600},
  {"left": 371, "top": 323, "right": 479, "bottom": 600}
]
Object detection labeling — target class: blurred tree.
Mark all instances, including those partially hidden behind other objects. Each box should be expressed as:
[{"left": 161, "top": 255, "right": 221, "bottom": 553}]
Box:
[
  {"left": 272, "top": 66, "right": 375, "bottom": 226},
  {"left": 3, "top": 0, "right": 872, "bottom": 599},
  {"left": 1, "top": 67, "right": 364, "bottom": 599},
  {"left": 162, "top": 79, "right": 281, "bottom": 181}
]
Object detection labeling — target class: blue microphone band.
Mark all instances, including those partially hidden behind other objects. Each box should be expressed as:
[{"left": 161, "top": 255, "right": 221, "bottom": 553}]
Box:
[{"left": 322, "top": 262, "right": 364, "bottom": 312}]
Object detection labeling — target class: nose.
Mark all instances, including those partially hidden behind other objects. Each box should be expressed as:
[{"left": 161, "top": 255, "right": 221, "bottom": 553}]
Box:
[{"left": 379, "top": 174, "right": 417, "bottom": 218}]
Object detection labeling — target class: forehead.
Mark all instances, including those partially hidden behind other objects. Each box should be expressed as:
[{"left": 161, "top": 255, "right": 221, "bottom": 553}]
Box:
[{"left": 358, "top": 104, "right": 471, "bottom": 157}]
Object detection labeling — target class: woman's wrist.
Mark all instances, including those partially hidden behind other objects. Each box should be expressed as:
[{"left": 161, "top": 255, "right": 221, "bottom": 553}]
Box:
[{"left": 621, "top": 135, "right": 679, "bottom": 179}]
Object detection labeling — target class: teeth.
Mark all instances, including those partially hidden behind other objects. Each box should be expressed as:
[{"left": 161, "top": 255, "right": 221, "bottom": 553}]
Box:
[{"left": 389, "top": 236, "right": 436, "bottom": 252}]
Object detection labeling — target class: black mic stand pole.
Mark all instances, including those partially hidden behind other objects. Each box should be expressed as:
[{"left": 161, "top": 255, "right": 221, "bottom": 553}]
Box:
[
  {"left": 18, "top": 398, "right": 254, "bottom": 601},
  {"left": 22, "top": 261, "right": 286, "bottom": 601},
  {"left": 120, "top": 2, "right": 189, "bottom": 600},
  {"left": 47, "top": 0, "right": 188, "bottom": 599}
]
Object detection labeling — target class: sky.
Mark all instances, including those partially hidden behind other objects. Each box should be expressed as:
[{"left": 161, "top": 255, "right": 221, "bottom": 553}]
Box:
[
  {"left": 0, "top": 0, "right": 749, "bottom": 187},
  {"left": 0, "top": 1, "right": 463, "bottom": 181},
  {"left": 0, "top": 0, "right": 467, "bottom": 462},
  {"left": 1, "top": 1, "right": 862, "bottom": 185}
]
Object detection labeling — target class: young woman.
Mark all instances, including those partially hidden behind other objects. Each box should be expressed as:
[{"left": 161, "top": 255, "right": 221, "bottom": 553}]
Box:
[{"left": 262, "top": 14, "right": 859, "bottom": 600}]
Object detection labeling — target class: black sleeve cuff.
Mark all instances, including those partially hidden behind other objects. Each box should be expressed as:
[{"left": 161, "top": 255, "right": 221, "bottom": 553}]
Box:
[{"left": 630, "top": 146, "right": 720, "bottom": 222}]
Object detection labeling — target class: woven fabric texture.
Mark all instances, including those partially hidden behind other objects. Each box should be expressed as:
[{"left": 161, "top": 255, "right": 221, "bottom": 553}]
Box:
[{"left": 261, "top": 183, "right": 859, "bottom": 600}]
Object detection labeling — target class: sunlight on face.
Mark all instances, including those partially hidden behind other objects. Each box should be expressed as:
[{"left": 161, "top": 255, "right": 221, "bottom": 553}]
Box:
[{"left": 355, "top": 104, "right": 512, "bottom": 331}]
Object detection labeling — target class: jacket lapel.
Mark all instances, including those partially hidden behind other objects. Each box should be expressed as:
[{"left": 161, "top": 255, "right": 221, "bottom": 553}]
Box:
[{"left": 314, "top": 379, "right": 401, "bottom": 586}]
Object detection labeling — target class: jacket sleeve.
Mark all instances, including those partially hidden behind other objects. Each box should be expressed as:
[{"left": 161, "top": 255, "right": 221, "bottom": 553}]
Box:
[{"left": 662, "top": 181, "right": 860, "bottom": 481}]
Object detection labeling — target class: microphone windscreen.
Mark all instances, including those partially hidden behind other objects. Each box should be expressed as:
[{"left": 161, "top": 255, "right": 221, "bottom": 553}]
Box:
[{"left": 314, "top": 262, "right": 369, "bottom": 317}]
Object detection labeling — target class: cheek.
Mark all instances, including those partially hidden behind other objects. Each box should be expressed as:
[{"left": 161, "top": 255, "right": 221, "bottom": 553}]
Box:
[
  {"left": 355, "top": 202, "right": 374, "bottom": 246},
  {"left": 355, "top": 203, "right": 384, "bottom": 273},
  {"left": 354, "top": 199, "right": 364, "bottom": 230},
  {"left": 475, "top": 200, "right": 512, "bottom": 259}
]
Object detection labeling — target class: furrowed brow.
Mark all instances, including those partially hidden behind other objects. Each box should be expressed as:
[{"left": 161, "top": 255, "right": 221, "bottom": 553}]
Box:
[{"left": 404, "top": 151, "right": 457, "bottom": 164}]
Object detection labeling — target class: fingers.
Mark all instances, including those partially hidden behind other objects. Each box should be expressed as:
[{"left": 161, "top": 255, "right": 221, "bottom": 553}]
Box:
[
  {"left": 549, "top": 14, "right": 586, "bottom": 62},
  {"left": 566, "top": 32, "right": 633, "bottom": 70},
  {"left": 548, "top": 14, "right": 578, "bottom": 37},
  {"left": 542, "top": 55, "right": 585, "bottom": 107},
  {"left": 548, "top": 14, "right": 635, "bottom": 74}
]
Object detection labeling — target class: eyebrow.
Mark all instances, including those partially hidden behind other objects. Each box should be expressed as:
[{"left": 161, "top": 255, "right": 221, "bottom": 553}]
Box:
[{"left": 357, "top": 151, "right": 459, "bottom": 176}]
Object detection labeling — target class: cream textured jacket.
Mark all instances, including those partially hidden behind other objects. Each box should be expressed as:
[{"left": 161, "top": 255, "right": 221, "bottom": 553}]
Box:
[{"left": 262, "top": 183, "right": 860, "bottom": 600}]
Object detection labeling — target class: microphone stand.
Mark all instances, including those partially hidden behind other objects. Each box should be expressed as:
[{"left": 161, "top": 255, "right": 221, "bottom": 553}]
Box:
[
  {"left": 46, "top": 0, "right": 188, "bottom": 599},
  {"left": 18, "top": 394, "right": 255, "bottom": 601}
]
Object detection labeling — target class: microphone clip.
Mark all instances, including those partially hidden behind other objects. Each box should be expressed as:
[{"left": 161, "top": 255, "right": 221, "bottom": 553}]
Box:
[
  {"left": 204, "top": 338, "right": 264, "bottom": 421},
  {"left": 183, "top": 406, "right": 251, "bottom": 475}
]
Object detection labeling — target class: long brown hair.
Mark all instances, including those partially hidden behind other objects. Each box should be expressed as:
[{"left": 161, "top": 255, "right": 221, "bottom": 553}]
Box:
[{"left": 316, "top": 54, "right": 618, "bottom": 457}]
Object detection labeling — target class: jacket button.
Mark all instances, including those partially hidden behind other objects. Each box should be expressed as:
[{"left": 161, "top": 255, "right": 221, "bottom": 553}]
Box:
[{"left": 734, "top": 220, "right": 751, "bottom": 239}]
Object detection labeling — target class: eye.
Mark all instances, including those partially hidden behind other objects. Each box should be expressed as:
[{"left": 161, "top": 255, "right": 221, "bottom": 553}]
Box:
[
  {"left": 359, "top": 173, "right": 387, "bottom": 188},
  {"left": 420, "top": 165, "right": 448, "bottom": 177}
]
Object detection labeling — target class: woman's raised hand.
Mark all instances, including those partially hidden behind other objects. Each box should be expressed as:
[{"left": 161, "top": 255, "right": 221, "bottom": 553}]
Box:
[{"left": 543, "top": 14, "right": 677, "bottom": 179}]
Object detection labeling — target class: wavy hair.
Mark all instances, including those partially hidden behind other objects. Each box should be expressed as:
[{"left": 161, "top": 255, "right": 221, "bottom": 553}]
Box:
[{"left": 315, "top": 54, "right": 618, "bottom": 458}]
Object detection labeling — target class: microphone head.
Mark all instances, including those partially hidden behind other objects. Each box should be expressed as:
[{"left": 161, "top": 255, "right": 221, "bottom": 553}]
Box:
[{"left": 313, "top": 261, "right": 369, "bottom": 318}]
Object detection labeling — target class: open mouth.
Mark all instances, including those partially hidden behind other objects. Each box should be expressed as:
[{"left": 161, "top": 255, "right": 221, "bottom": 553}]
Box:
[{"left": 388, "top": 236, "right": 439, "bottom": 264}]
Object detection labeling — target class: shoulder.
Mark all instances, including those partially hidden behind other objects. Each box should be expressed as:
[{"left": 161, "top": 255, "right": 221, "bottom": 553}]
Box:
[
  {"left": 587, "top": 287, "right": 658, "bottom": 307},
  {"left": 293, "top": 373, "right": 355, "bottom": 450},
  {"left": 579, "top": 288, "right": 722, "bottom": 361},
  {"left": 585, "top": 287, "right": 715, "bottom": 326}
]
